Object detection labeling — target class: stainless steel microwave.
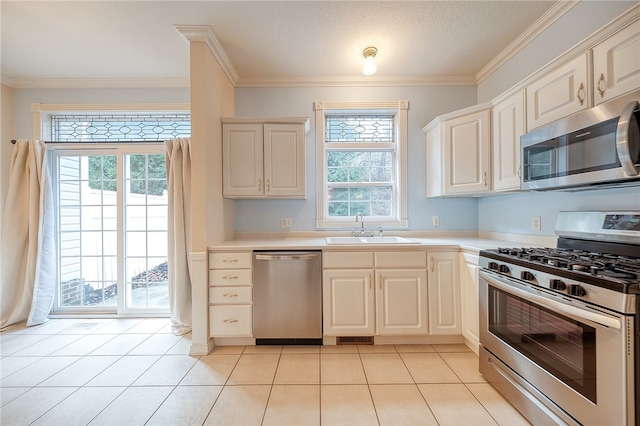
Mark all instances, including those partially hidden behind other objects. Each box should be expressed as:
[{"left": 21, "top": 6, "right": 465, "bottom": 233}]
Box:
[{"left": 521, "top": 90, "right": 640, "bottom": 191}]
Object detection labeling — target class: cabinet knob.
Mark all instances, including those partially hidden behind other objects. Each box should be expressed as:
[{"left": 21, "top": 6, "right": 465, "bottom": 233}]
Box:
[
  {"left": 597, "top": 73, "right": 606, "bottom": 98},
  {"left": 266, "top": 179, "right": 271, "bottom": 192},
  {"left": 223, "top": 319, "right": 238, "bottom": 324},
  {"left": 223, "top": 293, "right": 238, "bottom": 298},
  {"left": 483, "top": 172, "right": 488, "bottom": 187},
  {"left": 577, "top": 83, "right": 586, "bottom": 106},
  {"left": 222, "top": 259, "right": 238, "bottom": 264},
  {"left": 223, "top": 275, "right": 239, "bottom": 280},
  {"left": 430, "top": 258, "right": 435, "bottom": 272},
  {"left": 258, "top": 179, "right": 262, "bottom": 191}
]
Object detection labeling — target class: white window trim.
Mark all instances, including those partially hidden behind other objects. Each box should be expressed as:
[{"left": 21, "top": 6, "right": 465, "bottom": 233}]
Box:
[{"left": 314, "top": 100, "right": 409, "bottom": 229}]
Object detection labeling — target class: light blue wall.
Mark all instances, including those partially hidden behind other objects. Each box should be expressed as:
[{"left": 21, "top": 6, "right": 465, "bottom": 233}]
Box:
[{"left": 234, "top": 86, "right": 480, "bottom": 233}]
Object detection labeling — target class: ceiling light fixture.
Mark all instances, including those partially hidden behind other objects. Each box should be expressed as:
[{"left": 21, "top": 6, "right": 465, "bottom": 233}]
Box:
[{"left": 362, "top": 47, "right": 377, "bottom": 76}]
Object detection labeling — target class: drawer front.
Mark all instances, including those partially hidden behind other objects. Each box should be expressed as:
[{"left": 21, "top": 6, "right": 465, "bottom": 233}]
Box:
[
  {"left": 209, "top": 286, "right": 252, "bottom": 304},
  {"left": 323, "top": 251, "right": 374, "bottom": 268},
  {"left": 209, "top": 252, "right": 252, "bottom": 269},
  {"left": 209, "top": 305, "right": 252, "bottom": 337},
  {"left": 375, "top": 251, "right": 426, "bottom": 268},
  {"left": 209, "top": 269, "right": 253, "bottom": 286}
]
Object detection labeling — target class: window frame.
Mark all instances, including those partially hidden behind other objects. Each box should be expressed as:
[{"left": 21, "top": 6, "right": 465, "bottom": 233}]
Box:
[{"left": 314, "top": 101, "right": 409, "bottom": 229}]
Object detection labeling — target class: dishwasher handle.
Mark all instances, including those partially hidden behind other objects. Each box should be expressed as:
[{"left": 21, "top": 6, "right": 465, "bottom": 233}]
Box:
[{"left": 255, "top": 253, "right": 318, "bottom": 261}]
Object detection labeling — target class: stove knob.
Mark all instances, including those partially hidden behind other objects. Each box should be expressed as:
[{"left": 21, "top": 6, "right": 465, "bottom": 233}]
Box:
[
  {"left": 550, "top": 279, "right": 566, "bottom": 290},
  {"left": 498, "top": 265, "right": 510, "bottom": 274},
  {"left": 488, "top": 262, "right": 499, "bottom": 271},
  {"left": 569, "top": 285, "right": 587, "bottom": 297},
  {"left": 521, "top": 271, "right": 535, "bottom": 281}
]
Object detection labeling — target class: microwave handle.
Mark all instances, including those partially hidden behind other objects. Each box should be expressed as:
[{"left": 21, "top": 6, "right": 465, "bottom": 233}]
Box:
[{"left": 616, "top": 100, "right": 639, "bottom": 176}]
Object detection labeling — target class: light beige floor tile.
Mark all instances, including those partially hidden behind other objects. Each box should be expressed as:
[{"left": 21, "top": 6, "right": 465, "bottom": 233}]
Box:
[
  {"left": 370, "top": 384, "right": 438, "bottom": 425},
  {"left": 89, "top": 333, "right": 152, "bottom": 355},
  {"left": 90, "top": 318, "right": 142, "bottom": 334},
  {"left": 180, "top": 354, "right": 240, "bottom": 386},
  {"left": 11, "top": 334, "right": 82, "bottom": 356},
  {"left": 32, "top": 386, "right": 125, "bottom": 426},
  {"left": 274, "top": 354, "right": 319, "bottom": 384},
  {"left": 394, "top": 344, "right": 436, "bottom": 353},
  {"left": 85, "top": 355, "right": 160, "bottom": 386},
  {"left": 418, "top": 383, "right": 498, "bottom": 426},
  {"left": 440, "top": 352, "right": 486, "bottom": 383},
  {"left": 39, "top": 355, "right": 121, "bottom": 386},
  {"left": 124, "top": 318, "right": 170, "bottom": 334},
  {"left": 263, "top": 384, "right": 320, "bottom": 426},
  {"left": 320, "top": 353, "right": 367, "bottom": 384},
  {"left": 320, "top": 384, "right": 378, "bottom": 426},
  {"left": 210, "top": 345, "right": 245, "bottom": 354},
  {"left": 400, "top": 352, "right": 461, "bottom": 383},
  {"left": 433, "top": 343, "right": 473, "bottom": 353},
  {"left": 88, "top": 386, "right": 173, "bottom": 426},
  {"left": 0, "top": 387, "right": 77, "bottom": 425},
  {"left": 146, "top": 385, "right": 223, "bottom": 426},
  {"left": 227, "top": 354, "right": 280, "bottom": 385},
  {"left": 57, "top": 320, "right": 112, "bottom": 335},
  {"left": 467, "top": 383, "right": 531, "bottom": 426},
  {"left": 242, "top": 345, "right": 282, "bottom": 354},
  {"left": 320, "top": 345, "right": 358, "bottom": 354},
  {"left": 360, "top": 353, "right": 414, "bottom": 384},
  {"left": 15, "top": 319, "right": 78, "bottom": 335},
  {"left": 0, "top": 334, "right": 50, "bottom": 356},
  {"left": 0, "top": 356, "right": 43, "bottom": 379},
  {"left": 204, "top": 385, "right": 271, "bottom": 425},
  {"left": 164, "top": 333, "right": 193, "bottom": 355},
  {"left": 0, "top": 387, "right": 29, "bottom": 406},
  {"left": 357, "top": 344, "right": 398, "bottom": 353},
  {"left": 282, "top": 345, "right": 320, "bottom": 354},
  {"left": 51, "top": 334, "right": 118, "bottom": 356},
  {"left": 133, "top": 354, "right": 198, "bottom": 386},
  {"left": 1, "top": 356, "right": 80, "bottom": 387},
  {"left": 127, "top": 333, "right": 184, "bottom": 355}
]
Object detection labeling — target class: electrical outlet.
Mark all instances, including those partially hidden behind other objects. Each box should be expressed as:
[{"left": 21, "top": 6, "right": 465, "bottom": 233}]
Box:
[
  {"left": 532, "top": 216, "right": 541, "bottom": 231},
  {"left": 432, "top": 216, "right": 440, "bottom": 227},
  {"left": 281, "top": 217, "right": 292, "bottom": 228}
]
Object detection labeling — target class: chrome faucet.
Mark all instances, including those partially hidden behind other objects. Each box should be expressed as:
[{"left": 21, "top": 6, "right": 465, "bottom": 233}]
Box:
[{"left": 355, "top": 212, "right": 365, "bottom": 236}]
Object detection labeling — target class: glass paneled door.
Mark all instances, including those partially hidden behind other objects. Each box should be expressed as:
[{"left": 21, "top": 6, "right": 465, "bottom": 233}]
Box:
[{"left": 54, "top": 148, "right": 169, "bottom": 314}]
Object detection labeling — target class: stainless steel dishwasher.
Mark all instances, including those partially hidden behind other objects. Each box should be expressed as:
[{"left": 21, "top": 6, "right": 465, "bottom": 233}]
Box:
[{"left": 252, "top": 250, "right": 322, "bottom": 345}]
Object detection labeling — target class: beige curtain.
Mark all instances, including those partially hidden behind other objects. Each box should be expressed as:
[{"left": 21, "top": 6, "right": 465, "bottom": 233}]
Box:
[
  {"left": 166, "top": 138, "right": 192, "bottom": 335},
  {"left": 1, "top": 140, "right": 55, "bottom": 329}
]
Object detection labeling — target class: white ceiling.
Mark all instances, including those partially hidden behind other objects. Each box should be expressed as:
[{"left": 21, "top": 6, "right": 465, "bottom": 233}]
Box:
[{"left": 1, "top": 1, "right": 567, "bottom": 89}]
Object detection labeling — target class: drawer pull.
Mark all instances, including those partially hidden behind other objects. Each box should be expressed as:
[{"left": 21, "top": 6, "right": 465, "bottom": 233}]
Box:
[
  {"left": 223, "top": 259, "right": 238, "bottom": 264},
  {"left": 223, "top": 293, "right": 239, "bottom": 298},
  {"left": 223, "top": 275, "right": 239, "bottom": 280},
  {"left": 597, "top": 73, "right": 606, "bottom": 98},
  {"left": 223, "top": 319, "right": 238, "bottom": 324}
]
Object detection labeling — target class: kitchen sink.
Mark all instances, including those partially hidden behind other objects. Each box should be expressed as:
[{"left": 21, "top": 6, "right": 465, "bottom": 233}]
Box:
[{"left": 325, "top": 236, "right": 419, "bottom": 245}]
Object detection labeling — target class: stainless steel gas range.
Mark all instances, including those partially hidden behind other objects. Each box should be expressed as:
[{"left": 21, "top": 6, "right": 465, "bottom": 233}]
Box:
[{"left": 479, "top": 211, "right": 639, "bottom": 426}]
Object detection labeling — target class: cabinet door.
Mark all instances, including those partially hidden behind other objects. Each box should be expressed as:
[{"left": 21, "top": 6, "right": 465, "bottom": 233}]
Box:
[
  {"left": 425, "top": 125, "right": 443, "bottom": 198},
  {"left": 222, "top": 124, "right": 264, "bottom": 197},
  {"left": 459, "top": 253, "right": 479, "bottom": 353},
  {"left": 492, "top": 90, "right": 524, "bottom": 192},
  {"left": 376, "top": 269, "right": 427, "bottom": 335},
  {"left": 593, "top": 22, "right": 640, "bottom": 105},
  {"left": 526, "top": 53, "right": 589, "bottom": 130},
  {"left": 443, "top": 109, "right": 491, "bottom": 195},
  {"left": 427, "top": 252, "right": 461, "bottom": 335},
  {"left": 264, "top": 124, "right": 306, "bottom": 198},
  {"left": 323, "top": 269, "right": 374, "bottom": 335}
]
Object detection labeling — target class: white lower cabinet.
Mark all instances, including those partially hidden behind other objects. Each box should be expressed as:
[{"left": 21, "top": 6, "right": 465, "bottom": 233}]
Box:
[
  {"left": 427, "top": 251, "right": 461, "bottom": 335},
  {"left": 459, "top": 252, "right": 479, "bottom": 353},
  {"left": 322, "top": 251, "right": 427, "bottom": 336},
  {"left": 208, "top": 251, "right": 253, "bottom": 338}
]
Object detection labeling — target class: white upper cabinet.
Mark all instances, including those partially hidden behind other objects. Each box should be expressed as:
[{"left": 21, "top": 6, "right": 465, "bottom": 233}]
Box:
[
  {"left": 526, "top": 52, "right": 589, "bottom": 131},
  {"left": 424, "top": 105, "right": 492, "bottom": 197},
  {"left": 492, "top": 90, "right": 525, "bottom": 192},
  {"left": 593, "top": 21, "right": 640, "bottom": 105},
  {"left": 222, "top": 118, "right": 309, "bottom": 199}
]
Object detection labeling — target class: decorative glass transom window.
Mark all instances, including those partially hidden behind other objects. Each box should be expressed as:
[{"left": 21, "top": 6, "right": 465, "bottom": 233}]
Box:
[
  {"left": 51, "top": 113, "right": 191, "bottom": 141},
  {"left": 315, "top": 101, "right": 408, "bottom": 229}
]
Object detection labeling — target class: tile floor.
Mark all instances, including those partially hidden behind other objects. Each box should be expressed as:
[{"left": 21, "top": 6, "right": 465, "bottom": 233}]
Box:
[{"left": 1, "top": 318, "right": 530, "bottom": 425}]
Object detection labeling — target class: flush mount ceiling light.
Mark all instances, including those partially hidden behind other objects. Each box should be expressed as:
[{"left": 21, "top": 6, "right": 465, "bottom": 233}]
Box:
[{"left": 362, "top": 47, "right": 377, "bottom": 76}]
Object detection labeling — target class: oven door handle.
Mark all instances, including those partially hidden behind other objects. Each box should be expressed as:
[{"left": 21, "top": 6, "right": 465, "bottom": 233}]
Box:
[{"left": 479, "top": 270, "right": 622, "bottom": 330}]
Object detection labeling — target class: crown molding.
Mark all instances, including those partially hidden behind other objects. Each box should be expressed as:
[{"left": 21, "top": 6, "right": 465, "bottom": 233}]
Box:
[
  {"left": 236, "top": 75, "right": 476, "bottom": 88},
  {"left": 476, "top": 0, "right": 579, "bottom": 84},
  {"left": 6, "top": 77, "right": 189, "bottom": 89},
  {"left": 174, "top": 24, "right": 239, "bottom": 86}
]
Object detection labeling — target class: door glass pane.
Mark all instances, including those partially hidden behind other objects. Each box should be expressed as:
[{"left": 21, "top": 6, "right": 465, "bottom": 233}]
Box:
[{"left": 124, "top": 154, "right": 168, "bottom": 309}]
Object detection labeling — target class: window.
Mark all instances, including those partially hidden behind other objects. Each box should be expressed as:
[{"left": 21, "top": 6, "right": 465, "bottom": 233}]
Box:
[
  {"left": 42, "top": 110, "right": 190, "bottom": 314},
  {"left": 314, "top": 101, "right": 408, "bottom": 228}
]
